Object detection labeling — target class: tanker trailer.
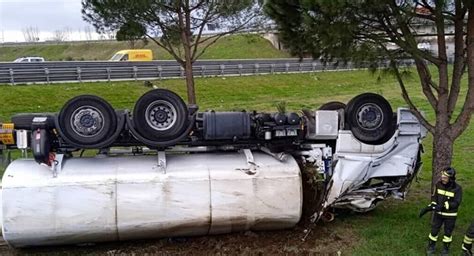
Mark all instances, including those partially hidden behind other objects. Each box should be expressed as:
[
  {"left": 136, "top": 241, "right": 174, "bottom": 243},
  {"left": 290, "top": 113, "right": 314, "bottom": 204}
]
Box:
[{"left": 0, "top": 89, "right": 426, "bottom": 247}]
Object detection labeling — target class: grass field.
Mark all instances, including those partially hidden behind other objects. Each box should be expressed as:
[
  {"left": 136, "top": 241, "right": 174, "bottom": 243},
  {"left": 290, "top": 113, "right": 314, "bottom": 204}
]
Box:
[
  {"left": 0, "top": 70, "right": 472, "bottom": 255},
  {"left": 0, "top": 34, "right": 290, "bottom": 61}
]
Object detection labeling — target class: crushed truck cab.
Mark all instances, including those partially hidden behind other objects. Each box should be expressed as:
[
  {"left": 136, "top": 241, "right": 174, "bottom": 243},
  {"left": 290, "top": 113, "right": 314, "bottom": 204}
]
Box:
[
  {"left": 324, "top": 109, "right": 425, "bottom": 214},
  {"left": 0, "top": 89, "right": 426, "bottom": 247}
]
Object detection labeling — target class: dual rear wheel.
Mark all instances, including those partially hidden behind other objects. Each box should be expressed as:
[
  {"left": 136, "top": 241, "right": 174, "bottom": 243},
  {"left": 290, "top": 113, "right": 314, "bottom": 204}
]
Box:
[{"left": 57, "top": 89, "right": 189, "bottom": 148}]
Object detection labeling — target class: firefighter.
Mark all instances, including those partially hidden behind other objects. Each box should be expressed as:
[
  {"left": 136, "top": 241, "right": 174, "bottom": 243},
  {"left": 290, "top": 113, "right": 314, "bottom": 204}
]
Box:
[
  {"left": 462, "top": 219, "right": 473, "bottom": 256},
  {"left": 425, "top": 167, "right": 462, "bottom": 256}
]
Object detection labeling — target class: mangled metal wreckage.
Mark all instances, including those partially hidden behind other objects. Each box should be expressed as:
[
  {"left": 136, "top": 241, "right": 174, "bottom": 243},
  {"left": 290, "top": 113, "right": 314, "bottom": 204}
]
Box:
[{"left": 0, "top": 89, "right": 425, "bottom": 247}]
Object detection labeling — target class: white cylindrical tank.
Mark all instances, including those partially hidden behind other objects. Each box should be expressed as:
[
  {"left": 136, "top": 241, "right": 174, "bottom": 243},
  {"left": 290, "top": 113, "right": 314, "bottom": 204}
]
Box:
[{"left": 1, "top": 151, "right": 302, "bottom": 247}]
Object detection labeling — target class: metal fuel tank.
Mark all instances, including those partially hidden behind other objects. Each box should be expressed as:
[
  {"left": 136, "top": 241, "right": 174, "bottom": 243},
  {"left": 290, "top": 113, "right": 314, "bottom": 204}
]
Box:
[{"left": 1, "top": 151, "right": 302, "bottom": 247}]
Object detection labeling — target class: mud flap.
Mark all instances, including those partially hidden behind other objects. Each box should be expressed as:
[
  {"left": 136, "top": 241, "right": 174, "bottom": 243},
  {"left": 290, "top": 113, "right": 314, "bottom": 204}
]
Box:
[{"left": 31, "top": 118, "right": 52, "bottom": 166}]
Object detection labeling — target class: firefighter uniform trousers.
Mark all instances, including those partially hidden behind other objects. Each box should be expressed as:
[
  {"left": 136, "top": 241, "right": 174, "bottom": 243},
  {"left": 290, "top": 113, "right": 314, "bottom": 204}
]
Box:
[
  {"left": 428, "top": 183, "right": 462, "bottom": 246},
  {"left": 462, "top": 220, "right": 474, "bottom": 254},
  {"left": 430, "top": 214, "right": 457, "bottom": 244}
]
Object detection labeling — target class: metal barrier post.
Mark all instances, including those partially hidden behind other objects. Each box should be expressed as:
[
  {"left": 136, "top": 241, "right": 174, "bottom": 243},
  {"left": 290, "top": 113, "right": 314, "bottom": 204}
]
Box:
[
  {"left": 201, "top": 66, "right": 206, "bottom": 77},
  {"left": 180, "top": 66, "right": 185, "bottom": 77},
  {"left": 157, "top": 66, "right": 162, "bottom": 79},
  {"left": 106, "top": 67, "right": 111, "bottom": 81},
  {"left": 9, "top": 68, "right": 14, "bottom": 85},
  {"left": 312, "top": 62, "right": 317, "bottom": 71},
  {"left": 271, "top": 64, "right": 275, "bottom": 74},
  {"left": 44, "top": 68, "right": 50, "bottom": 84},
  {"left": 77, "top": 67, "right": 82, "bottom": 82},
  {"left": 254, "top": 63, "right": 259, "bottom": 74},
  {"left": 285, "top": 63, "right": 290, "bottom": 73},
  {"left": 220, "top": 64, "right": 225, "bottom": 76},
  {"left": 238, "top": 64, "right": 243, "bottom": 76},
  {"left": 133, "top": 66, "right": 138, "bottom": 80}
]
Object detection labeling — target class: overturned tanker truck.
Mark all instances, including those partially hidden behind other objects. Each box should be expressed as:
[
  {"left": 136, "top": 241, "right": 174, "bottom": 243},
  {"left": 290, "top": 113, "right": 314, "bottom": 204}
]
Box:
[{"left": 0, "top": 89, "right": 425, "bottom": 247}]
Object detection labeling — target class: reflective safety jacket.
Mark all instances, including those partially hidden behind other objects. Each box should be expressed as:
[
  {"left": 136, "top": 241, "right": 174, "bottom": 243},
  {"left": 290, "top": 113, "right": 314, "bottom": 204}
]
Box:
[{"left": 431, "top": 182, "right": 462, "bottom": 217}]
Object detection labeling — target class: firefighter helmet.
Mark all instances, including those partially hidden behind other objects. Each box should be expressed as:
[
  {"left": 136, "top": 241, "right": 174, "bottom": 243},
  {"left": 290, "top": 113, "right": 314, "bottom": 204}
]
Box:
[{"left": 442, "top": 167, "right": 456, "bottom": 181}]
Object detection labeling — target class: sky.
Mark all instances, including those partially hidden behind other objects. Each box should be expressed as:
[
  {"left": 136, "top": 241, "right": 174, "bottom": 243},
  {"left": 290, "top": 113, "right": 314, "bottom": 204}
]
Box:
[{"left": 0, "top": 0, "right": 100, "bottom": 42}]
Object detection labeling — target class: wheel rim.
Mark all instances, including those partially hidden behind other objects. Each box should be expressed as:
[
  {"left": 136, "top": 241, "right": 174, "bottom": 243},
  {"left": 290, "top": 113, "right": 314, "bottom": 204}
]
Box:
[
  {"left": 356, "top": 103, "right": 384, "bottom": 130},
  {"left": 145, "top": 100, "right": 177, "bottom": 131},
  {"left": 70, "top": 105, "right": 105, "bottom": 137}
]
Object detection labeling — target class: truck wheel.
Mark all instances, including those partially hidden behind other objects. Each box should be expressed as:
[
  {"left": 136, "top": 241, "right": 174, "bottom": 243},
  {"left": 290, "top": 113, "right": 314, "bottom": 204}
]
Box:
[
  {"left": 58, "top": 95, "right": 117, "bottom": 146},
  {"left": 133, "top": 89, "right": 188, "bottom": 142},
  {"left": 318, "top": 101, "right": 346, "bottom": 111},
  {"left": 345, "top": 93, "right": 393, "bottom": 145}
]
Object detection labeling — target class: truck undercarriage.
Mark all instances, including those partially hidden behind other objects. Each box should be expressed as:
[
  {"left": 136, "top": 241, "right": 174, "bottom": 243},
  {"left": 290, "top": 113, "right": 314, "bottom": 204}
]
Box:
[{"left": 0, "top": 89, "right": 425, "bottom": 247}]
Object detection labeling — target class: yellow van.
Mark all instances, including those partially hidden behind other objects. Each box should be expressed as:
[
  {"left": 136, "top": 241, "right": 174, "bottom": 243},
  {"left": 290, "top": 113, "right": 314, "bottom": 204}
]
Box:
[{"left": 109, "top": 49, "right": 153, "bottom": 61}]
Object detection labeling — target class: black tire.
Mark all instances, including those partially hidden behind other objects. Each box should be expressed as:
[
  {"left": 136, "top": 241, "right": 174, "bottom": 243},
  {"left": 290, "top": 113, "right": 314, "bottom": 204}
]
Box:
[
  {"left": 345, "top": 93, "right": 393, "bottom": 145},
  {"left": 58, "top": 95, "right": 117, "bottom": 146},
  {"left": 318, "top": 101, "right": 346, "bottom": 111},
  {"left": 133, "top": 89, "right": 188, "bottom": 142}
]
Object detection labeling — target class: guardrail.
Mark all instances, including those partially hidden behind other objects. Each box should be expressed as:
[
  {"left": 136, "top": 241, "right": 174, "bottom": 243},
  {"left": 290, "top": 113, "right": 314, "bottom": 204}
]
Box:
[{"left": 0, "top": 58, "right": 413, "bottom": 85}]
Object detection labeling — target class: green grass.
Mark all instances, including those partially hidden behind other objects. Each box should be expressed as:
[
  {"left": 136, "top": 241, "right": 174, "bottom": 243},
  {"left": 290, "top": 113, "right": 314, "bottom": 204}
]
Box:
[
  {"left": 0, "top": 70, "right": 412, "bottom": 122},
  {"left": 0, "top": 70, "right": 472, "bottom": 255},
  {"left": 0, "top": 34, "right": 290, "bottom": 61}
]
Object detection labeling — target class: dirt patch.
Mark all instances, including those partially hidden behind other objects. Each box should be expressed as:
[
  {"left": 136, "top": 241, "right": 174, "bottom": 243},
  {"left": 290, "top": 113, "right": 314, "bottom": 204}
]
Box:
[{"left": 0, "top": 220, "right": 359, "bottom": 256}]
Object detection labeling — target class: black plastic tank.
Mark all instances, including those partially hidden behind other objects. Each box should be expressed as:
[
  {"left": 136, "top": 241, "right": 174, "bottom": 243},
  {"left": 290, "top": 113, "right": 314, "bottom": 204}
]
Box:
[{"left": 203, "top": 111, "right": 251, "bottom": 140}]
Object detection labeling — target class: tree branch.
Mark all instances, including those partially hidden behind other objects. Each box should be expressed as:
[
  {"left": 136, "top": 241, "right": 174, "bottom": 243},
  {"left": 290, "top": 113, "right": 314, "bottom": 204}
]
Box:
[
  {"left": 177, "top": 1, "right": 189, "bottom": 62},
  {"left": 145, "top": 33, "right": 184, "bottom": 65},
  {"left": 193, "top": 11, "right": 261, "bottom": 61},
  {"left": 145, "top": 9, "right": 185, "bottom": 62},
  {"left": 190, "top": 1, "right": 214, "bottom": 60},
  {"left": 393, "top": 61, "right": 435, "bottom": 133},
  {"left": 419, "top": 0, "right": 436, "bottom": 14},
  {"left": 451, "top": 5, "right": 474, "bottom": 138},
  {"left": 380, "top": 7, "right": 441, "bottom": 65},
  {"left": 414, "top": 59, "right": 439, "bottom": 110},
  {"left": 432, "top": 0, "right": 450, "bottom": 121},
  {"left": 447, "top": 0, "right": 467, "bottom": 119},
  {"left": 189, "top": 0, "right": 205, "bottom": 11},
  {"left": 379, "top": 42, "right": 435, "bottom": 132}
]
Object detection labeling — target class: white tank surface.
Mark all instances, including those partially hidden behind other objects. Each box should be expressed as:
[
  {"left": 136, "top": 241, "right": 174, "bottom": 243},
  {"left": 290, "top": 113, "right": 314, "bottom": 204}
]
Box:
[{"left": 1, "top": 151, "right": 302, "bottom": 247}]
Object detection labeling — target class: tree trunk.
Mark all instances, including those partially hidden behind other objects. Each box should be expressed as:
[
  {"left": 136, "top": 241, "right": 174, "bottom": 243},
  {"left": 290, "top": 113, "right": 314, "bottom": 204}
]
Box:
[
  {"left": 179, "top": 1, "right": 197, "bottom": 105},
  {"left": 431, "top": 128, "right": 454, "bottom": 190},
  {"left": 184, "top": 60, "right": 196, "bottom": 104}
]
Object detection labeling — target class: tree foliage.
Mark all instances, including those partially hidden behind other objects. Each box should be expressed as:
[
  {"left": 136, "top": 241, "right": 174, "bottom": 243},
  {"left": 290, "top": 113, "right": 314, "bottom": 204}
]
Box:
[
  {"left": 266, "top": 0, "right": 474, "bottom": 186},
  {"left": 115, "top": 21, "right": 148, "bottom": 48},
  {"left": 82, "top": 0, "right": 264, "bottom": 104}
]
